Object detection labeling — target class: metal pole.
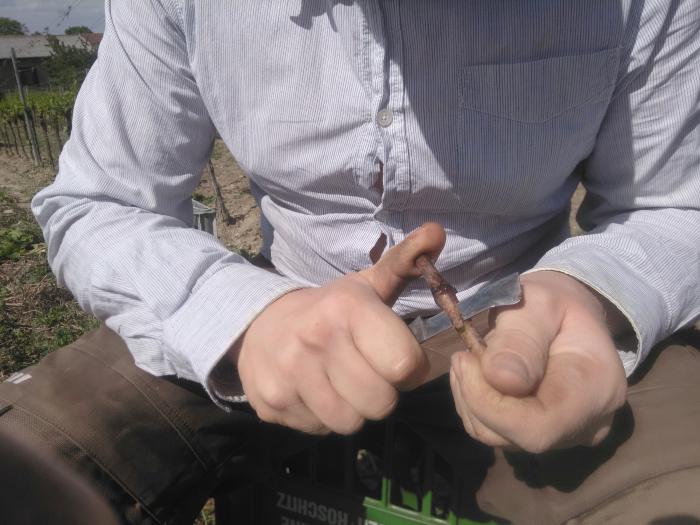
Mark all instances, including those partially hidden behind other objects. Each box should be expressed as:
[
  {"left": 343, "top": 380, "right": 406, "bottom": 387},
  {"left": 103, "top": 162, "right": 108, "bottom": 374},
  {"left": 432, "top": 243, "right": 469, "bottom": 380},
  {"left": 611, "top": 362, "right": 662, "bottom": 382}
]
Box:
[{"left": 10, "top": 47, "right": 40, "bottom": 166}]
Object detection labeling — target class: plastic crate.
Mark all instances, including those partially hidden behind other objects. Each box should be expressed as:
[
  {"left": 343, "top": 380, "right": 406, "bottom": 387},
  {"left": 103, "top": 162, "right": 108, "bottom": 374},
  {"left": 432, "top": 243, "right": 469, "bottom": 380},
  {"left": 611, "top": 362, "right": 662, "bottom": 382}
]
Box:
[
  {"left": 218, "top": 419, "right": 498, "bottom": 525},
  {"left": 192, "top": 199, "right": 217, "bottom": 237}
]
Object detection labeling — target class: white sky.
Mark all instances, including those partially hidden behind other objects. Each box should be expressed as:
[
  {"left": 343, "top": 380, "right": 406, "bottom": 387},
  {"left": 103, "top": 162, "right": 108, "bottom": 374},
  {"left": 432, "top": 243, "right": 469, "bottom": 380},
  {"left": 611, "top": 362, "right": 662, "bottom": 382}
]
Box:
[{"left": 0, "top": 0, "right": 105, "bottom": 35}]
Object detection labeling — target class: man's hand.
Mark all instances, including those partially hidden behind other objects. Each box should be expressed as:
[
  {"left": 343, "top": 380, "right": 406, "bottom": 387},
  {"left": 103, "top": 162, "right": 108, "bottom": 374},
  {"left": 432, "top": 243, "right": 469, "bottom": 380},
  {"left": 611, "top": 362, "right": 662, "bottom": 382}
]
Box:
[
  {"left": 450, "top": 271, "right": 628, "bottom": 452},
  {"left": 235, "top": 224, "right": 446, "bottom": 435}
]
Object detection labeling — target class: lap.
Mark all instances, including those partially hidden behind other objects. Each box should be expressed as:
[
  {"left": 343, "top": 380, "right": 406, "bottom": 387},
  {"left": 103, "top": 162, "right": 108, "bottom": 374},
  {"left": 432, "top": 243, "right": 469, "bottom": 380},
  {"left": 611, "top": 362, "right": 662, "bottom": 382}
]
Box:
[
  {"left": 0, "top": 325, "right": 279, "bottom": 524},
  {"left": 475, "top": 330, "right": 700, "bottom": 524},
  {"left": 1, "top": 325, "right": 699, "bottom": 525}
]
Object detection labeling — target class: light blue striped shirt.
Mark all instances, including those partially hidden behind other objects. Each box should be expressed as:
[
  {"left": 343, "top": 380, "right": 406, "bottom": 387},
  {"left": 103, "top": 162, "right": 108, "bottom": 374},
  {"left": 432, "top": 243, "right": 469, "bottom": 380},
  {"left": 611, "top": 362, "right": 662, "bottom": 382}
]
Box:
[{"left": 32, "top": 0, "right": 700, "bottom": 400}]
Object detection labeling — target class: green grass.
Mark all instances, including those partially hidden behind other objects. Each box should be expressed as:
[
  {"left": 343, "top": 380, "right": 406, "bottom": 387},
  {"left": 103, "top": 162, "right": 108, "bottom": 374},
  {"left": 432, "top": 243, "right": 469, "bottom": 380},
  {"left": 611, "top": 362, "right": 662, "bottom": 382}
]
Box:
[
  {"left": 0, "top": 224, "right": 37, "bottom": 260},
  {"left": 192, "top": 191, "right": 216, "bottom": 207},
  {"left": 0, "top": 191, "right": 98, "bottom": 379}
]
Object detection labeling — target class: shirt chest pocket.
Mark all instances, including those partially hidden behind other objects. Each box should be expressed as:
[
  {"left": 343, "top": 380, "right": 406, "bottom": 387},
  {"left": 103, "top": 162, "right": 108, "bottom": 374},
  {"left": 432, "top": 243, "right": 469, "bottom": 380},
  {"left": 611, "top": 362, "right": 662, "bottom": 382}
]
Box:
[{"left": 454, "top": 48, "right": 619, "bottom": 215}]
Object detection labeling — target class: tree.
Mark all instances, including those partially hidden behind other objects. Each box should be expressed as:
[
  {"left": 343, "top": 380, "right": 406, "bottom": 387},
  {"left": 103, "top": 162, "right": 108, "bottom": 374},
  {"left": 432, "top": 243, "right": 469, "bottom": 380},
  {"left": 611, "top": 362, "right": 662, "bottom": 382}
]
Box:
[
  {"left": 45, "top": 35, "right": 97, "bottom": 89},
  {"left": 0, "top": 17, "right": 27, "bottom": 35},
  {"left": 64, "top": 26, "right": 92, "bottom": 35}
]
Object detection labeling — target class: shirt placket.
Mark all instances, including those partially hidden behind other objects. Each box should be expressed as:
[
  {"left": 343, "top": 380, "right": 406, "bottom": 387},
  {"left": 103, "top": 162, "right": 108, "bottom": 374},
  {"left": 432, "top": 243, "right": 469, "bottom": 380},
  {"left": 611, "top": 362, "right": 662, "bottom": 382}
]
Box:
[
  {"left": 362, "top": 0, "right": 411, "bottom": 243},
  {"left": 379, "top": 1, "right": 410, "bottom": 213}
]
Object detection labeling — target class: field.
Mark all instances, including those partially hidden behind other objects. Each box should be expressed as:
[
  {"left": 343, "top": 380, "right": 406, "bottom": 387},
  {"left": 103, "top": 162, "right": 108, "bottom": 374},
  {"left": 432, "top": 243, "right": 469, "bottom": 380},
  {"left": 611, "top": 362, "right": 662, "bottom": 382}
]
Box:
[{"left": 0, "top": 155, "right": 93, "bottom": 378}]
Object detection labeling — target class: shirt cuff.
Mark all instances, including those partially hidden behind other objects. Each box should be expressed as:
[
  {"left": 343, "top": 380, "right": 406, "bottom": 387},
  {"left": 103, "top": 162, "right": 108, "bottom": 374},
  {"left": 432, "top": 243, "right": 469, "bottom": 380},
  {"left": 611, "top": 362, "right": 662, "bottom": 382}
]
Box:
[
  {"left": 526, "top": 244, "right": 668, "bottom": 377},
  {"left": 161, "top": 263, "right": 304, "bottom": 407}
]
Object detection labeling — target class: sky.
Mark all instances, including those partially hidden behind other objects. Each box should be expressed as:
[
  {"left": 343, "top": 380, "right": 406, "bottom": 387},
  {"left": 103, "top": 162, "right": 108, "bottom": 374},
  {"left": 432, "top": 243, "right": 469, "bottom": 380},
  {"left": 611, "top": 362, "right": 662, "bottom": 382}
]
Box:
[{"left": 0, "top": 0, "right": 105, "bottom": 35}]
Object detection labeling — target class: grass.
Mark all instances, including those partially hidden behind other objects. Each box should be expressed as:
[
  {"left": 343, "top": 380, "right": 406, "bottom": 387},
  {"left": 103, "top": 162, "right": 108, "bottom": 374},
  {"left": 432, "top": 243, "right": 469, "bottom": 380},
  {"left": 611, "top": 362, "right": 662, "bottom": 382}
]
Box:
[
  {"left": 192, "top": 191, "right": 216, "bottom": 207},
  {"left": 194, "top": 500, "right": 216, "bottom": 525},
  {"left": 0, "top": 190, "right": 98, "bottom": 380}
]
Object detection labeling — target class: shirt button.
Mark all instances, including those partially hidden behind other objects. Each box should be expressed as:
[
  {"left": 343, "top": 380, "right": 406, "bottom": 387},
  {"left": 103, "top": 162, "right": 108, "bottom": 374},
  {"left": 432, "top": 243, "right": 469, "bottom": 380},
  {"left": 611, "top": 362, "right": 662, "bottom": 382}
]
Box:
[{"left": 377, "top": 108, "right": 393, "bottom": 127}]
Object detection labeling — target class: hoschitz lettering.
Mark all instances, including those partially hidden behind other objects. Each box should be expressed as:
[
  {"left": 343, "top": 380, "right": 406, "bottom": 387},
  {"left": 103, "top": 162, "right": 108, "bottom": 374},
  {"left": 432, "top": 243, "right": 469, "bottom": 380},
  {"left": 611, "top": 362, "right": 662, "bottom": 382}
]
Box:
[
  {"left": 281, "top": 518, "right": 311, "bottom": 525},
  {"left": 279, "top": 518, "right": 380, "bottom": 525},
  {"left": 276, "top": 492, "right": 349, "bottom": 525}
]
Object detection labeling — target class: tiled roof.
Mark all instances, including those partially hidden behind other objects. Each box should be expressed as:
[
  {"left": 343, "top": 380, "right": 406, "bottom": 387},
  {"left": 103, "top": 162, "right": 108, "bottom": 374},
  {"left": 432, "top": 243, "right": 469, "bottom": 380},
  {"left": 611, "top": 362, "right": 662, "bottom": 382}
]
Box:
[{"left": 0, "top": 34, "right": 102, "bottom": 60}]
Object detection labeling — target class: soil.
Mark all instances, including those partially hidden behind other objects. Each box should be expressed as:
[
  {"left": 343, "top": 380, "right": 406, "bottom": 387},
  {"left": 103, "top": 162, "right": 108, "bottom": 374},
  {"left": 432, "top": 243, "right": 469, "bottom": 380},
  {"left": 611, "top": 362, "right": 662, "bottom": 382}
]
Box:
[
  {"left": 0, "top": 155, "right": 56, "bottom": 209},
  {"left": 0, "top": 139, "right": 263, "bottom": 255},
  {"left": 197, "top": 140, "right": 263, "bottom": 255}
]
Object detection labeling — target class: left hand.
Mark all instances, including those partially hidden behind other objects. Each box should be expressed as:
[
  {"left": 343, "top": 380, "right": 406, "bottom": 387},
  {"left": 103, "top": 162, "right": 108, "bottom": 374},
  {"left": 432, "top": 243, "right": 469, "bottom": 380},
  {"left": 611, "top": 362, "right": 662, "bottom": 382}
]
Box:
[{"left": 449, "top": 271, "right": 628, "bottom": 453}]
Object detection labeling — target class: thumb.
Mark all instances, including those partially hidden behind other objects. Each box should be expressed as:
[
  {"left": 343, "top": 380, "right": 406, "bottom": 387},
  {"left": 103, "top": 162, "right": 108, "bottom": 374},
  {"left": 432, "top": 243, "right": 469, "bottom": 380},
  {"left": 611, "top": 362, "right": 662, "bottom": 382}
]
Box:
[
  {"left": 481, "top": 299, "right": 560, "bottom": 397},
  {"left": 360, "top": 223, "right": 447, "bottom": 305}
]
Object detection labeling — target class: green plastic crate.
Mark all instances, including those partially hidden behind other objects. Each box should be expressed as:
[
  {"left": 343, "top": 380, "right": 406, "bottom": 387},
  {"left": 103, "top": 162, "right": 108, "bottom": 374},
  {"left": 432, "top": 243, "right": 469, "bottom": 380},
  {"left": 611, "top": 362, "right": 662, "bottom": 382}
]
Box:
[
  {"left": 192, "top": 198, "right": 217, "bottom": 237},
  {"left": 232, "top": 419, "right": 498, "bottom": 525}
]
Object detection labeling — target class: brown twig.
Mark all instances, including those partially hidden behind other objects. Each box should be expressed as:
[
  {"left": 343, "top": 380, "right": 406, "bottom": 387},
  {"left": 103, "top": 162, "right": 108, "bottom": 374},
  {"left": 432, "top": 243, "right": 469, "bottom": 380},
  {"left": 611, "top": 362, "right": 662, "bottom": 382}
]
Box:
[{"left": 415, "top": 254, "right": 486, "bottom": 354}]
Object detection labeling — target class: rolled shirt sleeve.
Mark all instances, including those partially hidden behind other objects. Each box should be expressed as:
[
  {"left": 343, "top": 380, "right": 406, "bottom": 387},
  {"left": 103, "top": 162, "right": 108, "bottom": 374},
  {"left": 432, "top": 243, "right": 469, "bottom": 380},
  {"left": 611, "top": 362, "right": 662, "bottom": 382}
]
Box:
[
  {"left": 531, "top": 1, "right": 700, "bottom": 375},
  {"left": 31, "top": 0, "right": 303, "bottom": 399}
]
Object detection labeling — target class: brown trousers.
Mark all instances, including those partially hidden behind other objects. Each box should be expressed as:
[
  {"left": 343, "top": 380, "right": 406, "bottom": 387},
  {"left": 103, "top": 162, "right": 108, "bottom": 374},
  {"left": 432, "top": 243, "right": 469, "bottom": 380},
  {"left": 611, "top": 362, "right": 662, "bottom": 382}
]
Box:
[{"left": 1, "top": 325, "right": 699, "bottom": 525}]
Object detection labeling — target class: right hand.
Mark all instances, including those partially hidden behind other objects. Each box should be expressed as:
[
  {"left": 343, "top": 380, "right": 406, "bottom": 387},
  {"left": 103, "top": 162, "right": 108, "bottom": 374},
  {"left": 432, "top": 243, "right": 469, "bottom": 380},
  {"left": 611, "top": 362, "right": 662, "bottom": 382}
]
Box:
[{"left": 234, "top": 223, "right": 447, "bottom": 435}]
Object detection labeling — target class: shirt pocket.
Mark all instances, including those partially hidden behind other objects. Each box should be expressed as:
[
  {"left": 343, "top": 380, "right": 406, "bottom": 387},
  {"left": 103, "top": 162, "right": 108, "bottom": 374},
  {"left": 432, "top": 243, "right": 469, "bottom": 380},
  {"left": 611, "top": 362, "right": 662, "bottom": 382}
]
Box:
[
  {"left": 454, "top": 48, "right": 619, "bottom": 216},
  {"left": 459, "top": 48, "right": 619, "bottom": 123}
]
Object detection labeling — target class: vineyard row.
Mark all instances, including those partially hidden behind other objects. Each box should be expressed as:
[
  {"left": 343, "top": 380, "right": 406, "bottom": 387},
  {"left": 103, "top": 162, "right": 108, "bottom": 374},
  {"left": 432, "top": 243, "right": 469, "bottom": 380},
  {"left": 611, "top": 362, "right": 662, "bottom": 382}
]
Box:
[{"left": 0, "top": 89, "right": 77, "bottom": 169}]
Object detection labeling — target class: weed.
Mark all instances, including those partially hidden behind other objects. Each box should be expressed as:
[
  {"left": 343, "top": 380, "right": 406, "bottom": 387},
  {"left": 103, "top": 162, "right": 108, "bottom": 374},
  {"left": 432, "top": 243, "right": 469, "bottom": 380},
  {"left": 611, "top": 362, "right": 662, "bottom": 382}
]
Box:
[
  {"left": 233, "top": 247, "right": 258, "bottom": 262},
  {"left": 0, "top": 225, "right": 38, "bottom": 260},
  {"left": 193, "top": 192, "right": 215, "bottom": 207},
  {"left": 0, "top": 193, "right": 97, "bottom": 379}
]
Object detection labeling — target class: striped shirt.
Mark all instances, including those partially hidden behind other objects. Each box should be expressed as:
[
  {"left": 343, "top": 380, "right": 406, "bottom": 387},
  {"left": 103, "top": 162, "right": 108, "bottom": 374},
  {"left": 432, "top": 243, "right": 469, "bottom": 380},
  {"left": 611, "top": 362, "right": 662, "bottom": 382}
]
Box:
[{"left": 32, "top": 0, "right": 700, "bottom": 401}]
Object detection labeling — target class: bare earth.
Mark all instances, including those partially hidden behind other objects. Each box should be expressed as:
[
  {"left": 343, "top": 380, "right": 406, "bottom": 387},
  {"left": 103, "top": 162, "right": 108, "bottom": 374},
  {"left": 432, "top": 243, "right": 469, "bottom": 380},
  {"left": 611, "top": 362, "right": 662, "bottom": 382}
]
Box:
[
  {"left": 199, "top": 140, "right": 263, "bottom": 254},
  {"left": 0, "top": 140, "right": 263, "bottom": 255},
  {"left": 0, "top": 155, "right": 56, "bottom": 209}
]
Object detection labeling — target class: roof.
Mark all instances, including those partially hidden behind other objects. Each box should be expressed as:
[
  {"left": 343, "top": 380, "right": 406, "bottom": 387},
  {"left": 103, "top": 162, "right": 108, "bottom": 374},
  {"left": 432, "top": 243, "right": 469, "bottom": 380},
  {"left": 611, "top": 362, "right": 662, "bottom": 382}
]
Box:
[
  {"left": 0, "top": 34, "right": 102, "bottom": 60},
  {"left": 82, "top": 33, "right": 103, "bottom": 47}
]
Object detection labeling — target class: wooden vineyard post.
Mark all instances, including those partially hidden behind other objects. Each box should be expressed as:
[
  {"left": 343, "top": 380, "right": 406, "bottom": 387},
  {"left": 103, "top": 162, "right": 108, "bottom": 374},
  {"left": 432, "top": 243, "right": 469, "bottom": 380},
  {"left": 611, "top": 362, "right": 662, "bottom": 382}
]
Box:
[
  {"left": 207, "top": 159, "right": 235, "bottom": 225},
  {"left": 10, "top": 120, "right": 27, "bottom": 159},
  {"left": 0, "top": 125, "right": 12, "bottom": 156},
  {"left": 7, "top": 122, "right": 19, "bottom": 157},
  {"left": 9, "top": 123, "right": 20, "bottom": 156},
  {"left": 27, "top": 101, "right": 43, "bottom": 165},
  {"left": 52, "top": 116, "right": 64, "bottom": 149},
  {"left": 6, "top": 125, "right": 16, "bottom": 156},
  {"left": 39, "top": 114, "right": 55, "bottom": 169},
  {"left": 64, "top": 107, "right": 72, "bottom": 137},
  {"left": 10, "top": 48, "right": 40, "bottom": 166}
]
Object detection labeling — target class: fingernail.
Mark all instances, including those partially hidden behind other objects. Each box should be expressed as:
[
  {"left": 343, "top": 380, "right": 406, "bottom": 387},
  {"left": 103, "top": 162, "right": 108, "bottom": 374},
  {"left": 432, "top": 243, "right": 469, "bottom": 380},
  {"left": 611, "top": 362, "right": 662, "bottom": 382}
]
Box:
[{"left": 491, "top": 353, "right": 530, "bottom": 383}]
